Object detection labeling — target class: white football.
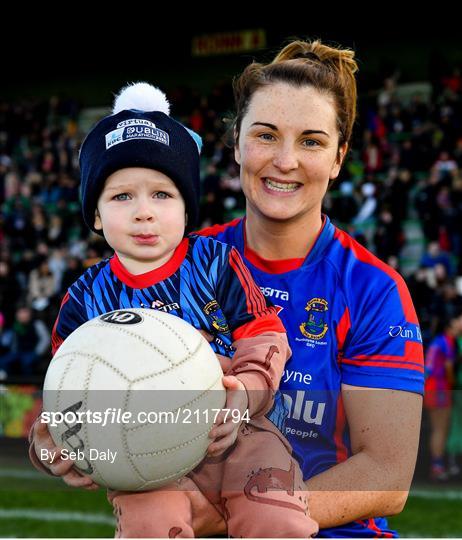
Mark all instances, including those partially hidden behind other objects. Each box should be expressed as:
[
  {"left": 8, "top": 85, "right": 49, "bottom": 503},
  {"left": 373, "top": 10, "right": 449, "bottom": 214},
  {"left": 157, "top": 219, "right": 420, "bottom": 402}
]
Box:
[{"left": 42, "top": 308, "right": 226, "bottom": 491}]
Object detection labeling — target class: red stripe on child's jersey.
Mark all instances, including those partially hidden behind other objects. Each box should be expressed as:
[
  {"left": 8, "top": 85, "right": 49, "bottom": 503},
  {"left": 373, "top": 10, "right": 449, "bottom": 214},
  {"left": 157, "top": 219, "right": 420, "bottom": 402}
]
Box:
[
  {"left": 229, "top": 248, "right": 265, "bottom": 314},
  {"left": 51, "top": 291, "right": 69, "bottom": 356}
]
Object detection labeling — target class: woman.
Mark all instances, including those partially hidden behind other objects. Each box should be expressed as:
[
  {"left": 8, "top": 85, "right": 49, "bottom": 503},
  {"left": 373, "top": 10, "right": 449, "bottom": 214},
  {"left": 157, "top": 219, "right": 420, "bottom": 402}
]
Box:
[{"left": 197, "top": 38, "right": 424, "bottom": 537}]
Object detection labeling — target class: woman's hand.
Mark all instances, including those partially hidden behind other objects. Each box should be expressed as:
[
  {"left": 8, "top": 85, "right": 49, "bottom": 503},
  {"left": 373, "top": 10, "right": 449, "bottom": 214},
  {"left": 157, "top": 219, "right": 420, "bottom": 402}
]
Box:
[
  {"left": 207, "top": 375, "right": 248, "bottom": 456},
  {"left": 31, "top": 416, "right": 99, "bottom": 490}
]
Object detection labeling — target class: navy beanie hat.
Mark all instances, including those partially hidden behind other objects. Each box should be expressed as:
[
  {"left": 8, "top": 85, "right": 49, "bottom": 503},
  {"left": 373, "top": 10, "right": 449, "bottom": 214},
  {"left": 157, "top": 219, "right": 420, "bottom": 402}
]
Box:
[{"left": 79, "top": 83, "right": 202, "bottom": 235}]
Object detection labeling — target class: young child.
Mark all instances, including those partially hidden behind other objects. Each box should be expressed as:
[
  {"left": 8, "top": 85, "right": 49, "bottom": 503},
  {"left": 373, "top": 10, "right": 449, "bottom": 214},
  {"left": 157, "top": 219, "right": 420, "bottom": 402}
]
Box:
[{"left": 29, "top": 83, "right": 317, "bottom": 538}]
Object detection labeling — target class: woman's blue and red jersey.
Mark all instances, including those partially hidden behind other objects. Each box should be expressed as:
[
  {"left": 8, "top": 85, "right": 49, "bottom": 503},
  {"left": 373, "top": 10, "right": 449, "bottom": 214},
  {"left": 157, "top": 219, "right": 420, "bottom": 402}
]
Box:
[{"left": 198, "top": 215, "right": 424, "bottom": 538}]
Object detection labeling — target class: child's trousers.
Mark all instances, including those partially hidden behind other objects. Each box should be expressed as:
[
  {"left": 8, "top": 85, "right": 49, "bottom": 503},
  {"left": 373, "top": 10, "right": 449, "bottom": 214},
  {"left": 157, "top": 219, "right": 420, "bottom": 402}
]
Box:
[{"left": 108, "top": 420, "right": 318, "bottom": 538}]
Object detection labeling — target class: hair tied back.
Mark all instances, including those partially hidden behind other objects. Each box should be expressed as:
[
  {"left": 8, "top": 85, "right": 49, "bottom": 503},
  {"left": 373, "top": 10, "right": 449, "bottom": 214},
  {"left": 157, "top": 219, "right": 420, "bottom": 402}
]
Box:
[{"left": 296, "top": 51, "right": 321, "bottom": 62}]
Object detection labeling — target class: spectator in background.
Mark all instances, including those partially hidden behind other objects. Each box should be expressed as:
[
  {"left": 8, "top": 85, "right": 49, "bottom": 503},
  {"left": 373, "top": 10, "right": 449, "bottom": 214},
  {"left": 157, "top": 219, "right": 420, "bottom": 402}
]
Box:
[
  {"left": 390, "top": 169, "right": 413, "bottom": 222},
  {"left": 27, "top": 259, "right": 57, "bottom": 312},
  {"left": 374, "top": 206, "right": 404, "bottom": 261},
  {"left": 398, "top": 139, "right": 419, "bottom": 172},
  {"left": 60, "top": 255, "right": 84, "bottom": 291},
  {"left": 415, "top": 174, "right": 442, "bottom": 243},
  {"left": 47, "top": 214, "right": 66, "bottom": 247},
  {"left": 424, "top": 311, "right": 462, "bottom": 481},
  {"left": 0, "top": 260, "right": 22, "bottom": 326},
  {"left": 421, "top": 241, "right": 453, "bottom": 277},
  {"left": 408, "top": 268, "right": 439, "bottom": 343},
  {"left": 377, "top": 76, "right": 398, "bottom": 108},
  {"left": 0, "top": 305, "right": 50, "bottom": 377},
  {"left": 362, "top": 133, "right": 383, "bottom": 174},
  {"left": 432, "top": 151, "right": 458, "bottom": 184},
  {"left": 201, "top": 163, "right": 224, "bottom": 226},
  {"left": 446, "top": 328, "right": 462, "bottom": 478},
  {"left": 0, "top": 312, "right": 11, "bottom": 380},
  {"left": 30, "top": 203, "right": 48, "bottom": 245},
  {"left": 352, "top": 181, "right": 377, "bottom": 225},
  {"left": 3, "top": 191, "right": 34, "bottom": 251},
  {"left": 453, "top": 138, "right": 462, "bottom": 168},
  {"left": 442, "top": 68, "right": 462, "bottom": 95},
  {"left": 48, "top": 247, "right": 68, "bottom": 293},
  {"left": 330, "top": 180, "right": 358, "bottom": 224},
  {"left": 0, "top": 155, "right": 13, "bottom": 204}
]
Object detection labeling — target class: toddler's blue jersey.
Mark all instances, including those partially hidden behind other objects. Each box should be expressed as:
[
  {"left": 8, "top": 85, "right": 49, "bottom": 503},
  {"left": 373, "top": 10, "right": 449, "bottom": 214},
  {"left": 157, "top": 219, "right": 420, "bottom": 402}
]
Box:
[
  {"left": 52, "top": 235, "right": 282, "bottom": 355},
  {"left": 199, "top": 216, "right": 424, "bottom": 538}
]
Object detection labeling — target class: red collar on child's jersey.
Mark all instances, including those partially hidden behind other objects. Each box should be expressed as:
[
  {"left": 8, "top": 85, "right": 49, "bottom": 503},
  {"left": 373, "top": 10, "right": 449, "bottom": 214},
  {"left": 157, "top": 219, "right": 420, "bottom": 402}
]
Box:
[{"left": 110, "top": 237, "right": 189, "bottom": 289}]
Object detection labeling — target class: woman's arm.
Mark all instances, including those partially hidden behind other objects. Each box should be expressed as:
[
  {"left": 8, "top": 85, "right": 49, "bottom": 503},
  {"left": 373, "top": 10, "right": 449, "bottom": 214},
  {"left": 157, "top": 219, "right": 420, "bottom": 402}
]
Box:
[{"left": 305, "top": 384, "right": 422, "bottom": 529}]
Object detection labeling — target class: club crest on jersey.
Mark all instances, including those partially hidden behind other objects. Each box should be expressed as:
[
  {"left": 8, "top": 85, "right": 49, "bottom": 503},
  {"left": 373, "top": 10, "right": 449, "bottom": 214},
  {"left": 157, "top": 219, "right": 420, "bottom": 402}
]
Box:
[
  {"left": 299, "top": 298, "right": 328, "bottom": 340},
  {"left": 203, "top": 300, "right": 229, "bottom": 333}
]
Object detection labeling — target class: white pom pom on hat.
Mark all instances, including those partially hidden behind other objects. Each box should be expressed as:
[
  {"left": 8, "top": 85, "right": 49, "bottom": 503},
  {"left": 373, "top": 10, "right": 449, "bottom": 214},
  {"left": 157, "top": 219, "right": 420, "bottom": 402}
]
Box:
[
  {"left": 112, "top": 82, "right": 170, "bottom": 115},
  {"left": 80, "top": 80, "right": 202, "bottom": 235}
]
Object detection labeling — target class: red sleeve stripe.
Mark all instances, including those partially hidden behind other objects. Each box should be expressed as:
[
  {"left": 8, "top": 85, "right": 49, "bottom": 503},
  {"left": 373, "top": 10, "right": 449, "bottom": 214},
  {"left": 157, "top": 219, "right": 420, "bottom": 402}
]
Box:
[
  {"left": 193, "top": 217, "right": 242, "bottom": 237},
  {"left": 232, "top": 311, "right": 286, "bottom": 340},
  {"left": 51, "top": 291, "right": 69, "bottom": 356},
  {"left": 367, "top": 518, "right": 394, "bottom": 538},
  {"left": 346, "top": 340, "right": 423, "bottom": 367},
  {"left": 334, "top": 228, "right": 419, "bottom": 324},
  {"left": 350, "top": 353, "right": 423, "bottom": 363},
  {"left": 229, "top": 248, "right": 266, "bottom": 315},
  {"left": 342, "top": 358, "right": 424, "bottom": 373}
]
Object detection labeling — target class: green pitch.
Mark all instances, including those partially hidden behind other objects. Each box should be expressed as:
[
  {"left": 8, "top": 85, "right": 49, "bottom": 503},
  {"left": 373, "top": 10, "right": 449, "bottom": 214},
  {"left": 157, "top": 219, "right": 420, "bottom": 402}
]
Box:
[{"left": 0, "top": 467, "right": 461, "bottom": 538}]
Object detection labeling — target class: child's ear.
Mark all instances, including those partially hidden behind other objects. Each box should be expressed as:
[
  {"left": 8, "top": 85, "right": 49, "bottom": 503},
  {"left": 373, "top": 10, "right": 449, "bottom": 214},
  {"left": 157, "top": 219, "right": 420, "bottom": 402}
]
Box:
[
  {"left": 94, "top": 208, "right": 102, "bottom": 231},
  {"left": 185, "top": 212, "right": 188, "bottom": 226}
]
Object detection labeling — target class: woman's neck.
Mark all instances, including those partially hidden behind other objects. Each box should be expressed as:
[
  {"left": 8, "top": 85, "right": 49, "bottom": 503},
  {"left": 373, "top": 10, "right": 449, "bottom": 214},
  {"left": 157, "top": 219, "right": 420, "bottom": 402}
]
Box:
[{"left": 244, "top": 207, "right": 323, "bottom": 260}]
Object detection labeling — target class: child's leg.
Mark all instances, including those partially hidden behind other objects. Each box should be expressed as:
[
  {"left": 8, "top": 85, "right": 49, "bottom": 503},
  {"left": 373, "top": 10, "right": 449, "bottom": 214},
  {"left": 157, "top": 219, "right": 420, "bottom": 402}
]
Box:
[
  {"left": 108, "top": 483, "right": 194, "bottom": 538},
  {"left": 222, "top": 420, "right": 318, "bottom": 538}
]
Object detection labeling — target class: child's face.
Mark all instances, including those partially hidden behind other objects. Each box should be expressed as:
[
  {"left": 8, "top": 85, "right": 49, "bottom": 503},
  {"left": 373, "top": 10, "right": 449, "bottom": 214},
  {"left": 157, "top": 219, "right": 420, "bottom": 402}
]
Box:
[{"left": 95, "top": 167, "right": 186, "bottom": 274}]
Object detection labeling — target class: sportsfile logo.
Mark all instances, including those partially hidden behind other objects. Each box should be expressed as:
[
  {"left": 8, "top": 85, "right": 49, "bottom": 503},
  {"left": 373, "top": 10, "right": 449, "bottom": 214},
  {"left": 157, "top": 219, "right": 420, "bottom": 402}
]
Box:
[{"left": 105, "top": 119, "right": 169, "bottom": 149}]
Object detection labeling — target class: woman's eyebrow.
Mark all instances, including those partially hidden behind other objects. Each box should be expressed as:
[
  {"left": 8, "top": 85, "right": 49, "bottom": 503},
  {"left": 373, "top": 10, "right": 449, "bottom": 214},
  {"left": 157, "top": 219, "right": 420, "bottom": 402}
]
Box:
[{"left": 250, "top": 122, "right": 329, "bottom": 137}]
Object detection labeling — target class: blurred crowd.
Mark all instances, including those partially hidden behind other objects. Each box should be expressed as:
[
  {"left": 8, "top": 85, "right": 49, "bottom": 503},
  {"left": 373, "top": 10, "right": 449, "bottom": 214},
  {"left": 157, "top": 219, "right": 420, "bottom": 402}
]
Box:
[{"left": 1, "top": 68, "right": 462, "bottom": 480}]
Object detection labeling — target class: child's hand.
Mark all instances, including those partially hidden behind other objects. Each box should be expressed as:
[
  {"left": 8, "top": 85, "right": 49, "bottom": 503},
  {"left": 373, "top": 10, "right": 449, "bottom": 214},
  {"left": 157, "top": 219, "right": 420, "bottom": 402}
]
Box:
[
  {"left": 207, "top": 375, "right": 248, "bottom": 456},
  {"left": 31, "top": 416, "right": 99, "bottom": 490}
]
